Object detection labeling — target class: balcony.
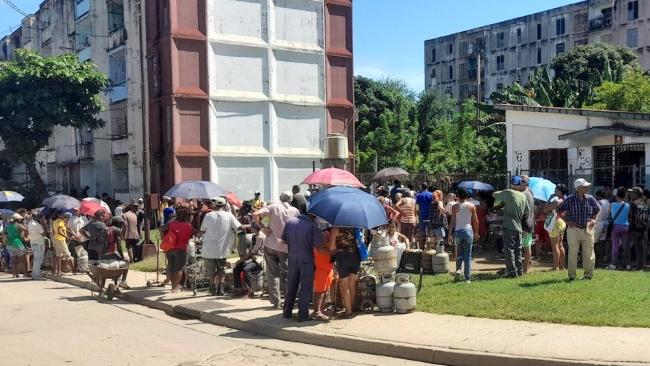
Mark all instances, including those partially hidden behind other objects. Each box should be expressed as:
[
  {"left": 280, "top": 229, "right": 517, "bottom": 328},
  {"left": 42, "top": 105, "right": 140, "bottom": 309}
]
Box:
[
  {"left": 589, "top": 15, "right": 612, "bottom": 31},
  {"left": 78, "top": 143, "right": 93, "bottom": 161},
  {"left": 78, "top": 46, "right": 91, "bottom": 62},
  {"left": 110, "top": 81, "right": 128, "bottom": 103},
  {"left": 108, "top": 27, "right": 127, "bottom": 51},
  {"left": 76, "top": 0, "right": 90, "bottom": 20}
]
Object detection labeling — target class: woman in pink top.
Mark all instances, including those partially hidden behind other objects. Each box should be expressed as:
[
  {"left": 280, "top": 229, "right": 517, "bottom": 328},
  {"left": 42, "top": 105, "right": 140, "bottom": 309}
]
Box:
[{"left": 395, "top": 191, "right": 417, "bottom": 242}]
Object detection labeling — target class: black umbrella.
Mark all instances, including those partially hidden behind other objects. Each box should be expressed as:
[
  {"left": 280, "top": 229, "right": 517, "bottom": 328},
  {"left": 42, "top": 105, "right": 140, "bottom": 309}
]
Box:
[{"left": 372, "top": 167, "right": 409, "bottom": 182}]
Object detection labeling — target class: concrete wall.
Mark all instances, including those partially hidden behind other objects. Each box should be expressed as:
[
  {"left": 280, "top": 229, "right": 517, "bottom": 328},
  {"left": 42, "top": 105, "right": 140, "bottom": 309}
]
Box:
[{"left": 207, "top": 0, "right": 328, "bottom": 201}]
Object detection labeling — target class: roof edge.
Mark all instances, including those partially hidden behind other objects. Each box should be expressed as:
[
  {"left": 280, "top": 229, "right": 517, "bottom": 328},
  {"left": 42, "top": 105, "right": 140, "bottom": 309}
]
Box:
[{"left": 495, "top": 104, "right": 650, "bottom": 121}]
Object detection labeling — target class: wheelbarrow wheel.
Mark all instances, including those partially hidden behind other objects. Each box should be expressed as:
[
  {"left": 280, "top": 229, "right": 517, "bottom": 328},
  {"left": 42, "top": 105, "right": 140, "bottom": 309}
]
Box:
[
  {"left": 106, "top": 283, "right": 116, "bottom": 301},
  {"left": 146, "top": 280, "right": 153, "bottom": 288}
]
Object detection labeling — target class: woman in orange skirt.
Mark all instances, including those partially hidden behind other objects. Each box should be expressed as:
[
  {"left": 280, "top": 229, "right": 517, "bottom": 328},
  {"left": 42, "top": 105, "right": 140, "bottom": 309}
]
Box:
[{"left": 312, "top": 230, "right": 335, "bottom": 320}]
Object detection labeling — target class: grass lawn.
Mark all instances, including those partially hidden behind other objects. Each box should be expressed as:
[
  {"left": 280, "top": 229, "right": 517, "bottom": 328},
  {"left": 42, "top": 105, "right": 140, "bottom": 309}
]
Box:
[{"left": 417, "top": 269, "right": 650, "bottom": 327}]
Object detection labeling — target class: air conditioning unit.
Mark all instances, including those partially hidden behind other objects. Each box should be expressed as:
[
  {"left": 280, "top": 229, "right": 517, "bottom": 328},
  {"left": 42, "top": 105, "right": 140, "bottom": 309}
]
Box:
[{"left": 325, "top": 134, "right": 349, "bottom": 160}]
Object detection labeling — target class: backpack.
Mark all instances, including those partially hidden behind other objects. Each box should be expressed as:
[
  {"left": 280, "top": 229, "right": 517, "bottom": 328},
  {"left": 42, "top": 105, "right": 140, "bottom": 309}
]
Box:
[{"left": 632, "top": 202, "right": 649, "bottom": 231}]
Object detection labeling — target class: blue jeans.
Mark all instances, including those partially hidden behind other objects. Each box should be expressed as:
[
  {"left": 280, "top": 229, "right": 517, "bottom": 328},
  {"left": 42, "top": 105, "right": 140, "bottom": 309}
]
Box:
[{"left": 454, "top": 228, "right": 473, "bottom": 280}]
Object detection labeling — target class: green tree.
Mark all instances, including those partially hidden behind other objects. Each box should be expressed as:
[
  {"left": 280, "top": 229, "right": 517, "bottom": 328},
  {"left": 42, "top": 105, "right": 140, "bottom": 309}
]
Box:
[
  {"left": 0, "top": 49, "right": 108, "bottom": 197},
  {"left": 415, "top": 89, "right": 455, "bottom": 156},
  {"left": 588, "top": 68, "right": 650, "bottom": 113},
  {"left": 492, "top": 43, "right": 638, "bottom": 108},
  {"left": 552, "top": 43, "right": 637, "bottom": 86},
  {"left": 354, "top": 76, "right": 418, "bottom": 172}
]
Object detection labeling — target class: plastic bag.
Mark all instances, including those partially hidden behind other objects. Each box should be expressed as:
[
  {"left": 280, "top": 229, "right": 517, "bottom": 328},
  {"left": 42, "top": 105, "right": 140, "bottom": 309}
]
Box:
[
  {"left": 544, "top": 211, "right": 557, "bottom": 233},
  {"left": 355, "top": 228, "right": 369, "bottom": 261}
]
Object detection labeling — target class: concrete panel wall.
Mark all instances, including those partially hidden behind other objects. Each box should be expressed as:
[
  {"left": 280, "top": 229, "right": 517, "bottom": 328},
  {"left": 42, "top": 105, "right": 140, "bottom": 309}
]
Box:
[{"left": 208, "top": 0, "right": 329, "bottom": 198}]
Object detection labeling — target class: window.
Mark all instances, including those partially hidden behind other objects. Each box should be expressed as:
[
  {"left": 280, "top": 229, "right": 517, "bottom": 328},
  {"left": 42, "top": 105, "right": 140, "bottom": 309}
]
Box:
[
  {"left": 537, "top": 23, "right": 542, "bottom": 40},
  {"left": 448, "top": 43, "right": 453, "bottom": 55},
  {"left": 448, "top": 65, "right": 454, "bottom": 80},
  {"left": 496, "top": 55, "right": 505, "bottom": 71},
  {"left": 556, "top": 17, "right": 566, "bottom": 36},
  {"left": 496, "top": 32, "right": 505, "bottom": 48},
  {"left": 556, "top": 42, "right": 565, "bottom": 55},
  {"left": 431, "top": 48, "right": 436, "bottom": 62},
  {"left": 627, "top": 28, "right": 638, "bottom": 48},
  {"left": 445, "top": 87, "right": 452, "bottom": 96},
  {"left": 430, "top": 68, "right": 436, "bottom": 79},
  {"left": 529, "top": 149, "right": 568, "bottom": 184},
  {"left": 497, "top": 83, "right": 504, "bottom": 90},
  {"left": 628, "top": 0, "right": 639, "bottom": 21},
  {"left": 517, "top": 28, "right": 522, "bottom": 44},
  {"left": 537, "top": 47, "right": 542, "bottom": 64}
]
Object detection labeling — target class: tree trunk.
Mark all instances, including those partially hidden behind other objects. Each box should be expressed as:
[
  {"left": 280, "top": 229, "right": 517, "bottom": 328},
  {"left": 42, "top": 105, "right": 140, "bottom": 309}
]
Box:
[{"left": 24, "top": 159, "right": 48, "bottom": 199}]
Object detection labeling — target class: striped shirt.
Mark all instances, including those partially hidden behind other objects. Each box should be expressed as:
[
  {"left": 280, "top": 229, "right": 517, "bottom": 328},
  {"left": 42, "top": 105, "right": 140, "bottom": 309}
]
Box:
[
  {"left": 397, "top": 197, "right": 417, "bottom": 224},
  {"left": 558, "top": 194, "right": 601, "bottom": 229}
]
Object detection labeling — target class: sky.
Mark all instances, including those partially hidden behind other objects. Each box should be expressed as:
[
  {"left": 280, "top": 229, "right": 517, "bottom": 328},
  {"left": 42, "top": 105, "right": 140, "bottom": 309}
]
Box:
[{"left": 1, "top": 0, "right": 580, "bottom": 92}]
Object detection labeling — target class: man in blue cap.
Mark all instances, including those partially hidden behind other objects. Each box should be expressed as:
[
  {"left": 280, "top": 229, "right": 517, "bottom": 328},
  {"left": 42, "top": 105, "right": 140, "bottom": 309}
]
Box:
[{"left": 493, "top": 176, "right": 528, "bottom": 277}]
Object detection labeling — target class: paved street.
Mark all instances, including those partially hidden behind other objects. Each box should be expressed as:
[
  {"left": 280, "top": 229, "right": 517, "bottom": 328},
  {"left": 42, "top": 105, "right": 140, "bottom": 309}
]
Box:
[{"left": 0, "top": 273, "right": 432, "bottom": 366}]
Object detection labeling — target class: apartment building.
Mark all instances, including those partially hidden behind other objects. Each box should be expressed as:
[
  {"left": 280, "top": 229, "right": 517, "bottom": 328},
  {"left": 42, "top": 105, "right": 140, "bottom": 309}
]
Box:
[
  {"left": 144, "top": 0, "right": 354, "bottom": 200},
  {"left": 0, "top": 0, "right": 145, "bottom": 202},
  {"left": 1, "top": 0, "right": 355, "bottom": 202},
  {"left": 424, "top": 0, "right": 650, "bottom": 103}
]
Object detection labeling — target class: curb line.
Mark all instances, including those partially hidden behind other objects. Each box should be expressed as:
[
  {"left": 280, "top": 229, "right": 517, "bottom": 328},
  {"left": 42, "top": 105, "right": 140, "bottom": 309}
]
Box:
[{"left": 44, "top": 274, "right": 638, "bottom": 366}]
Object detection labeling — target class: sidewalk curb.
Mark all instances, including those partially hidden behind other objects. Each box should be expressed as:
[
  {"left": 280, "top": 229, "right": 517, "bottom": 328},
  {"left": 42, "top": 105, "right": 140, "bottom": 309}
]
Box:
[{"left": 45, "top": 274, "right": 641, "bottom": 366}]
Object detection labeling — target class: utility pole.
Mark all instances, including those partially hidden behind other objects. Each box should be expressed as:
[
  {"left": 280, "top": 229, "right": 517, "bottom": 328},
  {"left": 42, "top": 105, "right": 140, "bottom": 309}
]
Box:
[
  {"left": 137, "top": 0, "right": 151, "bottom": 245},
  {"left": 476, "top": 52, "right": 481, "bottom": 121}
]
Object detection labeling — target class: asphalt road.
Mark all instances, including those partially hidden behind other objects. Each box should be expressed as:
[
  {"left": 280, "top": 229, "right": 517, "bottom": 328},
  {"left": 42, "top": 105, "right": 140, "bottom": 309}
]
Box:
[{"left": 0, "top": 273, "right": 434, "bottom": 366}]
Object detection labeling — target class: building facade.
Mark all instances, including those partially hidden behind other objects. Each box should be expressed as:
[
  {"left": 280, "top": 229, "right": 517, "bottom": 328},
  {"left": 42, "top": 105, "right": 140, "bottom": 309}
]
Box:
[
  {"left": 145, "top": 0, "right": 354, "bottom": 201},
  {"left": 0, "top": 0, "right": 145, "bottom": 202},
  {"left": 424, "top": 0, "right": 650, "bottom": 102},
  {"left": 2, "top": 0, "right": 354, "bottom": 202},
  {"left": 503, "top": 105, "right": 650, "bottom": 190}
]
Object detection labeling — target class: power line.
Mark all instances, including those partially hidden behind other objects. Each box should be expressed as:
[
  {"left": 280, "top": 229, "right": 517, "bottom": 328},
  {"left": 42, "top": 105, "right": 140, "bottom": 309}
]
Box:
[{"left": 1, "top": 0, "right": 27, "bottom": 17}]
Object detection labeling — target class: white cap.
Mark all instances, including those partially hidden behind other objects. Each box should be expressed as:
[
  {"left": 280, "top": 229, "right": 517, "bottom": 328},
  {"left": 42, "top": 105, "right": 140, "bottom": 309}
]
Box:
[
  {"left": 574, "top": 178, "right": 592, "bottom": 189},
  {"left": 212, "top": 197, "right": 227, "bottom": 206}
]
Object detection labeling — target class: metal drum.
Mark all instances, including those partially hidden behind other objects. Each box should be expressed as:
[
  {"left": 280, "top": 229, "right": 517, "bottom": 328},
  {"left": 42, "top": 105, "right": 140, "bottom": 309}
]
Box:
[
  {"left": 374, "top": 245, "right": 397, "bottom": 275},
  {"left": 376, "top": 275, "right": 396, "bottom": 313},
  {"left": 393, "top": 273, "right": 417, "bottom": 314},
  {"left": 420, "top": 249, "right": 435, "bottom": 274},
  {"left": 432, "top": 250, "right": 450, "bottom": 274}
]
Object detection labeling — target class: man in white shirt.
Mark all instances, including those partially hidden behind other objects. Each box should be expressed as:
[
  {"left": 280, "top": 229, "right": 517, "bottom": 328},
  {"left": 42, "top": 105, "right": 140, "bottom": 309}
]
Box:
[
  {"left": 252, "top": 191, "right": 300, "bottom": 309},
  {"left": 200, "top": 197, "right": 241, "bottom": 296},
  {"left": 27, "top": 213, "right": 47, "bottom": 280}
]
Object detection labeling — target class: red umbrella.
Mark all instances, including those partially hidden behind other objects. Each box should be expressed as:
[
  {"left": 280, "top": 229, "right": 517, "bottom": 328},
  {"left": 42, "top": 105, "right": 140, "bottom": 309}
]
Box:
[
  {"left": 225, "top": 192, "right": 242, "bottom": 209},
  {"left": 79, "top": 200, "right": 104, "bottom": 217},
  {"left": 302, "top": 167, "right": 365, "bottom": 188}
]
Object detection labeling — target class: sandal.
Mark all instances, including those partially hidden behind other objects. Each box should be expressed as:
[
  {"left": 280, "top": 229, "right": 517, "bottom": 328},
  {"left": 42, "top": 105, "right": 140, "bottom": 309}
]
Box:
[{"left": 311, "top": 313, "right": 330, "bottom": 321}]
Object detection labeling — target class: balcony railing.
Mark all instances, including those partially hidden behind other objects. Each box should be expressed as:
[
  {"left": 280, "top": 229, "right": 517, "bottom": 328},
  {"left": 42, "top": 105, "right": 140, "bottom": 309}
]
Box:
[
  {"left": 75, "top": 0, "right": 90, "bottom": 20},
  {"left": 589, "top": 16, "right": 612, "bottom": 31},
  {"left": 110, "top": 81, "right": 128, "bottom": 103},
  {"left": 108, "top": 27, "right": 127, "bottom": 51}
]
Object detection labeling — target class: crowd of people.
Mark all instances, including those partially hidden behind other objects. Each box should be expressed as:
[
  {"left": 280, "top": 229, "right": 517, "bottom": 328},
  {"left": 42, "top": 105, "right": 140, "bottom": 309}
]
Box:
[
  {"left": 0, "top": 201, "right": 144, "bottom": 288},
  {"left": 3, "top": 176, "right": 649, "bottom": 322}
]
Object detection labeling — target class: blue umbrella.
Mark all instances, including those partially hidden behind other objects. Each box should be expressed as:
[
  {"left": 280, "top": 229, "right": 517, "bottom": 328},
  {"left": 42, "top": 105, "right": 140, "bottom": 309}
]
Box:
[
  {"left": 164, "top": 180, "right": 228, "bottom": 200},
  {"left": 42, "top": 195, "right": 81, "bottom": 210},
  {"left": 308, "top": 186, "right": 388, "bottom": 229},
  {"left": 528, "top": 177, "right": 556, "bottom": 202},
  {"left": 458, "top": 181, "right": 495, "bottom": 191},
  {"left": 0, "top": 208, "right": 15, "bottom": 218}
]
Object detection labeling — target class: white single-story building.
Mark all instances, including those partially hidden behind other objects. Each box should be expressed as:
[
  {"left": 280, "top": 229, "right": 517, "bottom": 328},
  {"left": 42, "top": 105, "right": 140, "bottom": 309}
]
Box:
[{"left": 500, "top": 105, "right": 650, "bottom": 190}]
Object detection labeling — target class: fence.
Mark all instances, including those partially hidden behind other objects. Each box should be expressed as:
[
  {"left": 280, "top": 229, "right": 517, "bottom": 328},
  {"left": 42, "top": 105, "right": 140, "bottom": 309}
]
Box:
[{"left": 357, "top": 171, "right": 512, "bottom": 193}]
